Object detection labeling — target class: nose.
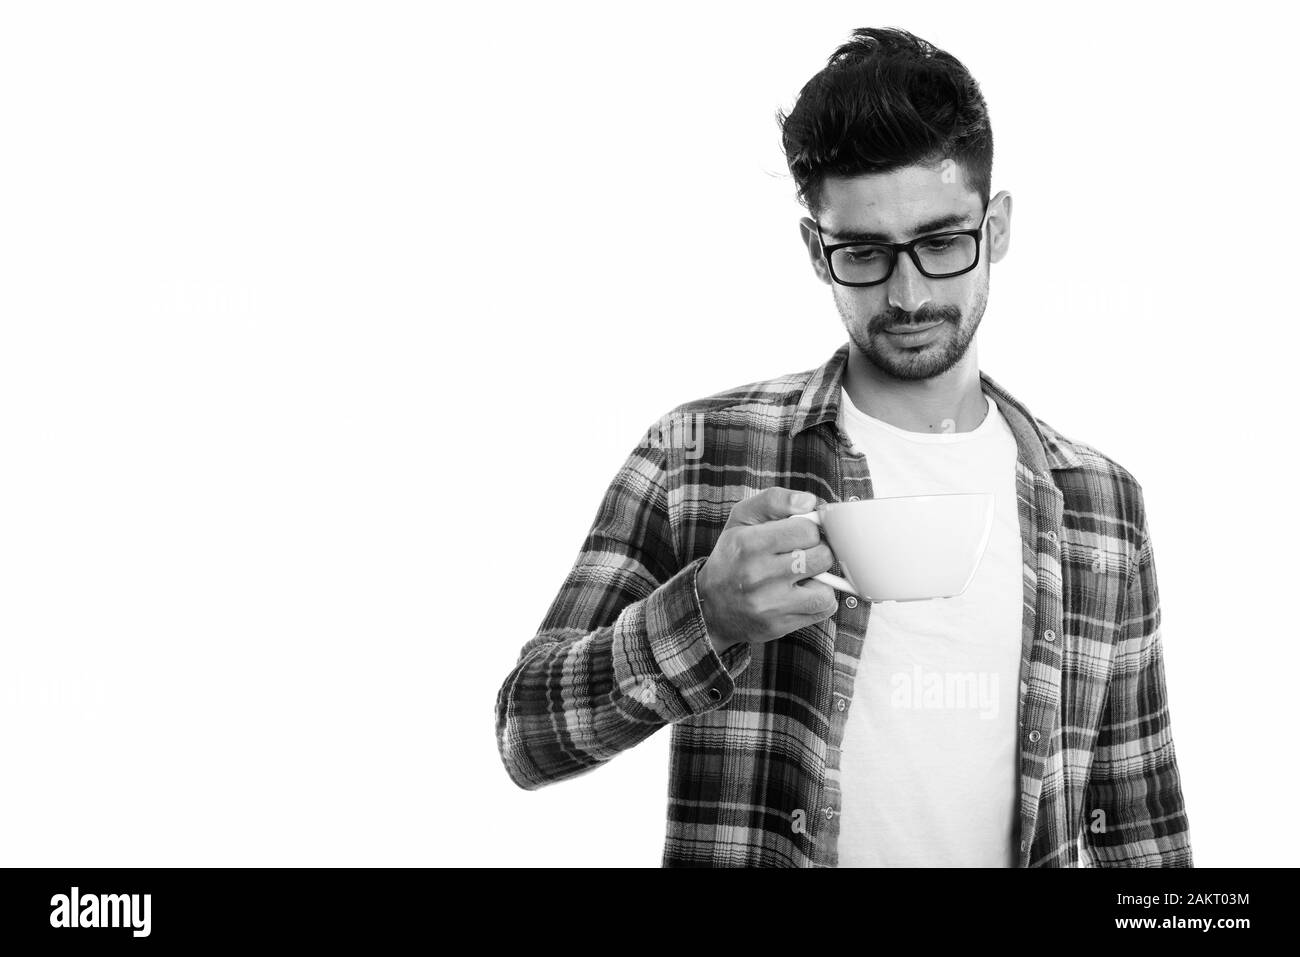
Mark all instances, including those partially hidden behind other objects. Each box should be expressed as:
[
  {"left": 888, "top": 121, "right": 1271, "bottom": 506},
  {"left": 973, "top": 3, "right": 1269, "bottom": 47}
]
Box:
[{"left": 886, "top": 252, "right": 932, "bottom": 313}]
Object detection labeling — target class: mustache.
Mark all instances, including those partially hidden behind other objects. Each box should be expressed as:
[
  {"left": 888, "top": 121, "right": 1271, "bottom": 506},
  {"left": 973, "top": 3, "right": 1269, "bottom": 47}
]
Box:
[{"left": 873, "top": 305, "right": 961, "bottom": 330}]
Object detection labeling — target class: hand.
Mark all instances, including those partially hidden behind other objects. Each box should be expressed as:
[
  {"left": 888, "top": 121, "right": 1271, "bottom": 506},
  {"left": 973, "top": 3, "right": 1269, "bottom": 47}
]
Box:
[{"left": 696, "top": 487, "right": 839, "bottom": 653}]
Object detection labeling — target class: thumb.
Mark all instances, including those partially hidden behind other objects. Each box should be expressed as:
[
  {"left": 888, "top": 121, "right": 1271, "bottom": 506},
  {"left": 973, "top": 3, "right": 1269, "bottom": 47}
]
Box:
[{"left": 729, "top": 487, "right": 819, "bottom": 527}]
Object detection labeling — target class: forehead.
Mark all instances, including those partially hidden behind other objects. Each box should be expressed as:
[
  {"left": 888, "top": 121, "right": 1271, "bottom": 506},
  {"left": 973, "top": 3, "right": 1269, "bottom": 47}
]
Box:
[{"left": 819, "top": 165, "right": 982, "bottom": 240}]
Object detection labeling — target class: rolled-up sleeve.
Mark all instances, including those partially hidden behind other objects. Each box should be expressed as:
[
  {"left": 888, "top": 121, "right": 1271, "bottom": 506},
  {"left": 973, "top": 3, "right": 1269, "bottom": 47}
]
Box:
[{"left": 495, "top": 426, "right": 751, "bottom": 791}]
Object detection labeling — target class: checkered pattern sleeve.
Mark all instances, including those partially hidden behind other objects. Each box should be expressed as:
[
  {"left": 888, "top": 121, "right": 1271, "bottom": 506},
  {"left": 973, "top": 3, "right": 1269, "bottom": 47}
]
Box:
[
  {"left": 1082, "top": 494, "right": 1193, "bottom": 866},
  {"left": 495, "top": 430, "right": 753, "bottom": 790}
]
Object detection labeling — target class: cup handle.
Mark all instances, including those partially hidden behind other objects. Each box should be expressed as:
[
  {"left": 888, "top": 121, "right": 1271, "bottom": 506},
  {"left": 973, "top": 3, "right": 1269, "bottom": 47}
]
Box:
[{"left": 789, "top": 511, "right": 861, "bottom": 597}]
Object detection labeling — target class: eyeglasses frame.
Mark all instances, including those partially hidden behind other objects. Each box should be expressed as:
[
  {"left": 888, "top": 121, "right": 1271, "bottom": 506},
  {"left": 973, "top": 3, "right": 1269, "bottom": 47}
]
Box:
[{"left": 815, "top": 202, "right": 993, "bottom": 287}]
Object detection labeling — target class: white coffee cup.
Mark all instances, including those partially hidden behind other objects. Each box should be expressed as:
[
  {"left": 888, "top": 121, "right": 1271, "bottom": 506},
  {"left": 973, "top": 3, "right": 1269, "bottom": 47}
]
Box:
[{"left": 790, "top": 492, "right": 995, "bottom": 602}]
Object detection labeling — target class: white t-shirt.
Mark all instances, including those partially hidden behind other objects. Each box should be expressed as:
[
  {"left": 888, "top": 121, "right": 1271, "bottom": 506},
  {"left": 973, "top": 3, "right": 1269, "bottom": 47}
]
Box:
[{"left": 835, "top": 386, "right": 1022, "bottom": 867}]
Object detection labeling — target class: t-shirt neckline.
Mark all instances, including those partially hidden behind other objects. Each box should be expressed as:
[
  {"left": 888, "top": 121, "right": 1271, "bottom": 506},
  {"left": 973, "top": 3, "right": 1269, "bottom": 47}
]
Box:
[{"left": 840, "top": 386, "right": 998, "bottom": 444}]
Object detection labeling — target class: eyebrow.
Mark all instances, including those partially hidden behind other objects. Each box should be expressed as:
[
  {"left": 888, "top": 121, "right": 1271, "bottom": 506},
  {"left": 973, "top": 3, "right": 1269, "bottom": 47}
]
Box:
[{"left": 822, "top": 212, "right": 974, "bottom": 243}]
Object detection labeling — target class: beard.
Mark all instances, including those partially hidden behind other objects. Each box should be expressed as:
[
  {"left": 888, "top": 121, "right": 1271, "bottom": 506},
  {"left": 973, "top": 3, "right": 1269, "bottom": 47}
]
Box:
[{"left": 835, "top": 278, "right": 988, "bottom": 381}]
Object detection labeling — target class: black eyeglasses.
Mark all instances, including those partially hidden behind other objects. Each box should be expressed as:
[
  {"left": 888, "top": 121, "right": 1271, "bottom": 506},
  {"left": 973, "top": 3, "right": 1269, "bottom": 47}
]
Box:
[{"left": 815, "top": 204, "right": 991, "bottom": 287}]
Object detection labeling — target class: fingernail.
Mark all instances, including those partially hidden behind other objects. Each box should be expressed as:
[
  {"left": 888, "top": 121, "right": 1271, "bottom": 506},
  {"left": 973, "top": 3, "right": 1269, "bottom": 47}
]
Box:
[{"left": 793, "top": 492, "right": 816, "bottom": 511}]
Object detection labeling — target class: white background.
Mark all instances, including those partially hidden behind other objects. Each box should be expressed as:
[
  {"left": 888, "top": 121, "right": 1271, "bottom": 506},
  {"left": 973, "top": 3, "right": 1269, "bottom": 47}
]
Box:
[{"left": 0, "top": 1, "right": 1294, "bottom": 867}]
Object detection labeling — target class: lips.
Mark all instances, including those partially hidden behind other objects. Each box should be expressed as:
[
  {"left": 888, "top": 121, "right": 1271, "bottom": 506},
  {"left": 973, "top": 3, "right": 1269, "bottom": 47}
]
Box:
[{"left": 885, "top": 321, "right": 943, "bottom": 334}]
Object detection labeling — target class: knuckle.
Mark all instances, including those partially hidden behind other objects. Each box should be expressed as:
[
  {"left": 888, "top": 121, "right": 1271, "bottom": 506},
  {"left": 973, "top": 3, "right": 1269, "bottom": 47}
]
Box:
[
  {"left": 727, "top": 494, "right": 758, "bottom": 525},
  {"left": 791, "top": 523, "right": 819, "bottom": 548},
  {"left": 736, "top": 564, "right": 764, "bottom": 595},
  {"left": 731, "top": 531, "right": 754, "bottom": 561}
]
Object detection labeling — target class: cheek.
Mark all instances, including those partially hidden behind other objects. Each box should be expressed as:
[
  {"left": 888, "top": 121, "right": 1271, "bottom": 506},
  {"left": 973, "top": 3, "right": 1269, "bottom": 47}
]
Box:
[
  {"left": 835, "top": 287, "right": 886, "bottom": 321},
  {"left": 830, "top": 286, "right": 857, "bottom": 319},
  {"left": 948, "top": 276, "right": 988, "bottom": 320}
]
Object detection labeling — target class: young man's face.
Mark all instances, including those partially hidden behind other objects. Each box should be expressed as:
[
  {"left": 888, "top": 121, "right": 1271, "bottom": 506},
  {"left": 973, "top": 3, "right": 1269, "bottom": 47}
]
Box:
[{"left": 800, "top": 164, "right": 1010, "bottom": 381}]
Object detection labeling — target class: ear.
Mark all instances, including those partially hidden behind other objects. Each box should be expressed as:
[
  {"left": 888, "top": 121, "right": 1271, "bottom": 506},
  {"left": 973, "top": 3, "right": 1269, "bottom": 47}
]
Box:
[
  {"left": 986, "top": 191, "right": 1012, "bottom": 265},
  {"left": 799, "top": 217, "right": 832, "bottom": 285}
]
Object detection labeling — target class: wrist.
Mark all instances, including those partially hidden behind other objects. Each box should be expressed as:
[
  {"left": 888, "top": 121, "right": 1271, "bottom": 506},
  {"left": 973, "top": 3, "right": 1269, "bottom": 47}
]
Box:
[
  {"left": 695, "top": 559, "right": 739, "bottom": 654},
  {"left": 708, "top": 630, "right": 740, "bottom": 656}
]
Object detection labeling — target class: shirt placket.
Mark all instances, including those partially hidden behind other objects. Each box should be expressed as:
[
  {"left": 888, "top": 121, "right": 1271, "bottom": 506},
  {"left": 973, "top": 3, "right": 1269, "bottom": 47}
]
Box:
[
  {"left": 809, "top": 422, "right": 873, "bottom": 868},
  {"left": 1016, "top": 471, "right": 1067, "bottom": 866}
]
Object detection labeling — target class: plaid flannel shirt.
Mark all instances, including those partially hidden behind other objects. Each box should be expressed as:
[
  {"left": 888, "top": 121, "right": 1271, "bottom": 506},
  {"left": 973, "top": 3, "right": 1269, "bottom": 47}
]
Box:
[{"left": 495, "top": 343, "right": 1192, "bottom": 867}]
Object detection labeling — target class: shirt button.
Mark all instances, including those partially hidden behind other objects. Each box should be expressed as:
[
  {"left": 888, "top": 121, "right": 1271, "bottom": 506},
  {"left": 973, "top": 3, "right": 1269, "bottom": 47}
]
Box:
[
  {"left": 1044, "top": 629, "right": 1056, "bottom": 642},
  {"left": 836, "top": 698, "right": 846, "bottom": 712},
  {"left": 824, "top": 807, "right": 835, "bottom": 820},
  {"left": 708, "top": 687, "right": 722, "bottom": 701},
  {"left": 1046, "top": 530, "right": 1057, "bottom": 542},
  {"left": 848, "top": 496, "right": 860, "bottom": 502},
  {"left": 1028, "top": 729, "right": 1041, "bottom": 743},
  {"left": 845, "top": 596, "right": 858, "bottom": 609},
  {"left": 1020, "top": 839, "right": 1029, "bottom": 853}
]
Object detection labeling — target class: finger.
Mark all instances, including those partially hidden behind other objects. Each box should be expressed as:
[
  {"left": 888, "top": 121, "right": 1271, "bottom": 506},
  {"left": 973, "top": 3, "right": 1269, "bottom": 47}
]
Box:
[
  {"left": 727, "top": 487, "right": 819, "bottom": 528},
  {"left": 749, "top": 513, "right": 824, "bottom": 552},
  {"left": 743, "top": 544, "right": 832, "bottom": 592},
  {"left": 784, "top": 543, "right": 834, "bottom": 581},
  {"left": 788, "top": 580, "right": 839, "bottom": 619}
]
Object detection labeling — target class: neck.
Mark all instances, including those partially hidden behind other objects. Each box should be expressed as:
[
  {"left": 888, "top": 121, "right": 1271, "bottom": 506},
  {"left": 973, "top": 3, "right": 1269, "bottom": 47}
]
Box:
[{"left": 843, "top": 341, "right": 987, "bottom": 434}]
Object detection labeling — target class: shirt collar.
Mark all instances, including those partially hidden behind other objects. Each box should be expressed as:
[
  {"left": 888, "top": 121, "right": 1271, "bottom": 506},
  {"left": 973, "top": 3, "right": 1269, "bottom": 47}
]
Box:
[{"left": 790, "top": 343, "right": 1083, "bottom": 475}]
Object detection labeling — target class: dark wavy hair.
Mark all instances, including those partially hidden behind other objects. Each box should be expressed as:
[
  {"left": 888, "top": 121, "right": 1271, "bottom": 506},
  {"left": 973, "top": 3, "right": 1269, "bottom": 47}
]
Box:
[{"left": 777, "top": 27, "right": 993, "bottom": 218}]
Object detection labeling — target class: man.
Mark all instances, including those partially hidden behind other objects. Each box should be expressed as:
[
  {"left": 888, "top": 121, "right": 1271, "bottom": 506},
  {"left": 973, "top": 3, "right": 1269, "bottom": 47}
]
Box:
[{"left": 495, "top": 27, "right": 1192, "bottom": 867}]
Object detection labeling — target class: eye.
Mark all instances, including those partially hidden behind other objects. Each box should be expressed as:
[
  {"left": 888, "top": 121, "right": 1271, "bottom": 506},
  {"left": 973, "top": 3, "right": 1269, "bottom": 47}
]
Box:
[
  {"left": 918, "top": 237, "right": 957, "bottom": 252},
  {"left": 843, "top": 246, "right": 889, "bottom": 263}
]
